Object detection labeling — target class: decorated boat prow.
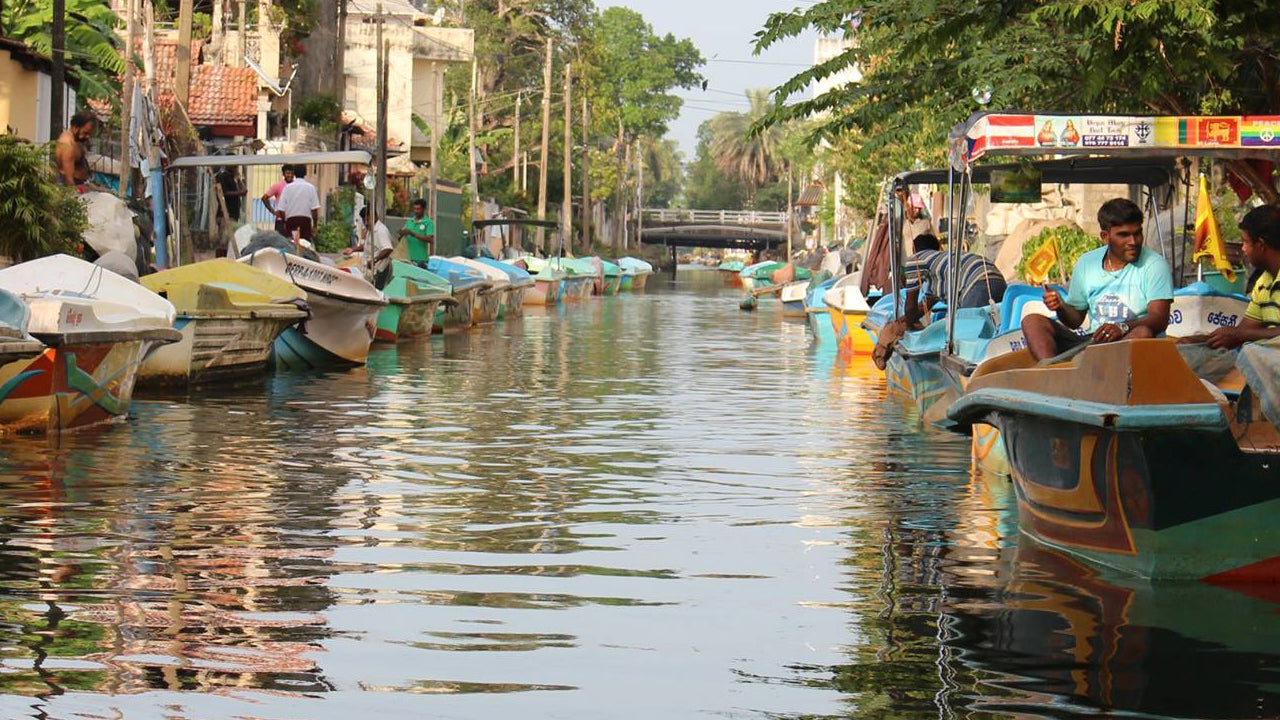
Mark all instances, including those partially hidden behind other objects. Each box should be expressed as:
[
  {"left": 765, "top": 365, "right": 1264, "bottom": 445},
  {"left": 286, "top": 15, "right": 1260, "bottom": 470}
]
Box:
[{"left": 0, "top": 255, "right": 180, "bottom": 434}]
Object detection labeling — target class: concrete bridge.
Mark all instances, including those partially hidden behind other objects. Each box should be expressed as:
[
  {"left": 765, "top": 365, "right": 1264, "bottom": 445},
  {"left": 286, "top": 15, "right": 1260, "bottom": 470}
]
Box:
[{"left": 639, "top": 209, "right": 792, "bottom": 251}]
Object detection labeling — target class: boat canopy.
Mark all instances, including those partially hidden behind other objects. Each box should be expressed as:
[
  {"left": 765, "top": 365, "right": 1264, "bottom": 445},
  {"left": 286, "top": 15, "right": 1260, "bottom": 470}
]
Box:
[
  {"left": 894, "top": 156, "right": 1175, "bottom": 189},
  {"left": 167, "top": 150, "right": 374, "bottom": 170},
  {"left": 949, "top": 112, "right": 1280, "bottom": 168}
]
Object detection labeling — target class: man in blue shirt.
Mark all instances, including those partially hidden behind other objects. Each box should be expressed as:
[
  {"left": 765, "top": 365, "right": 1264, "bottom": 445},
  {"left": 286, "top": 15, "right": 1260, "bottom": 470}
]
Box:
[{"left": 1022, "top": 198, "right": 1174, "bottom": 361}]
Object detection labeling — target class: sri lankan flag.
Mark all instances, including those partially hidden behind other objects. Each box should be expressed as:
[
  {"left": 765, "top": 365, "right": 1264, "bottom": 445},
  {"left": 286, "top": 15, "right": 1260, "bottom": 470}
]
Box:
[
  {"left": 1193, "top": 174, "right": 1236, "bottom": 282},
  {"left": 1025, "top": 238, "right": 1059, "bottom": 284}
]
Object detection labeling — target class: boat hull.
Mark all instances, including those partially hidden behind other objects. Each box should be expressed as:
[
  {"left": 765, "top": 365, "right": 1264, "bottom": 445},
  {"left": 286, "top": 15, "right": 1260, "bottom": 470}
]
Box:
[
  {"left": 603, "top": 276, "right": 622, "bottom": 295},
  {"left": 523, "top": 278, "right": 564, "bottom": 306},
  {"left": 377, "top": 298, "right": 444, "bottom": 342},
  {"left": 502, "top": 288, "right": 526, "bottom": 318},
  {"left": 994, "top": 413, "right": 1280, "bottom": 580},
  {"left": 438, "top": 287, "right": 478, "bottom": 333},
  {"left": 275, "top": 291, "right": 380, "bottom": 369},
  {"left": 631, "top": 273, "right": 650, "bottom": 291},
  {"left": 474, "top": 290, "right": 503, "bottom": 324},
  {"left": 781, "top": 299, "right": 807, "bottom": 319},
  {"left": 140, "top": 313, "right": 300, "bottom": 385},
  {"left": 0, "top": 339, "right": 161, "bottom": 434},
  {"left": 828, "top": 309, "right": 876, "bottom": 355},
  {"left": 806, "top": 308, "right": 836, "bottom": 345}
]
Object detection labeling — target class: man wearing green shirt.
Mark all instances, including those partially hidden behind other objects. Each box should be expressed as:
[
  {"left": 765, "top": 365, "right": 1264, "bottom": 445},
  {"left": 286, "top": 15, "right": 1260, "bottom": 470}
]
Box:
[{"left": 400, "top": 199, "right": 435, "bottom": 262}]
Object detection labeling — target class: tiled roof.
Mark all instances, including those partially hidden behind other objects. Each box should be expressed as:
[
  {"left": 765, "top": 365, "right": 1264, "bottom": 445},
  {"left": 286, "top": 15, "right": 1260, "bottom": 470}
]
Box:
[
  {"left": 341, "top": 111, "right": 404, "bottom": 151},
  {"left": 153, "top": 40, "right": 258, "bottom": 130}
]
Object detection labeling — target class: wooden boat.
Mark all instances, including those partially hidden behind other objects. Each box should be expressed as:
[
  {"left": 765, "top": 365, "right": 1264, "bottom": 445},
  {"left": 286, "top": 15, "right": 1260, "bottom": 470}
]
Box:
[
  {"left": 375, "top": 261, "right": 453, "bottom": 342},
  {"left": 617, "top": 257, "right": 653, "bottom": 291},
  {"left": 805, "top": 277, "right": 838, "bottom": 345},
  {"left": 948, "top": 339, "right": 1280, "bottom": 580},
  {"left": 425, "top": 257, "right": 491, "bottom": 331},
  {"left": 450, "top": 257, "right": 511, "bottom": 323},
  {"left": 238, "top": 249, "right": 387, "bottom": 369},
  {"left": 516, "top": 257, "right": 566, "bottom": 306},
  {"left": 475, "top": 258, "right": 535, "bottom": 318},
  {"left": 822, "top": 275, "right": 876, "bottom": 355},
  {"left": 138, "top": 259, "right": 308, "bottom": 385},
  {"left": 0, "top": 255, "right": 180, "bottom": 434}
]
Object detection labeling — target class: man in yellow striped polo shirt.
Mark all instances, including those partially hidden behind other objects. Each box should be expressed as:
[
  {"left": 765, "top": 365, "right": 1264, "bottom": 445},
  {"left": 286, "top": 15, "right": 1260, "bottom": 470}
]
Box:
[{"left": 1205, "top": 204, "right": 1280, "bottom": 349}]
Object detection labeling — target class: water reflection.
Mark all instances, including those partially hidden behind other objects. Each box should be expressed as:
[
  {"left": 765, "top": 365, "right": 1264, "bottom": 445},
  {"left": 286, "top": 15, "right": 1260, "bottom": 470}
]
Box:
[{"left": 0, "top": 270, "right": 1273, "bottom": 718}]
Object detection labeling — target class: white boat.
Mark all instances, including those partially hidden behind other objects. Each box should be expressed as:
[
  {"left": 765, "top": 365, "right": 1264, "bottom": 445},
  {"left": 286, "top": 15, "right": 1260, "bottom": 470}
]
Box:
[
  {"left": 138, "top": 259, "right": 309, "bottom": 385},
  {"left": 451, "top": 257, "right": 510, "bottom": 324},
  {"left": 0, "top": 255, "right": 179, "bottom": 434},
  {"left": 238, "top": 249, "right": 388, "bottom": 369}
]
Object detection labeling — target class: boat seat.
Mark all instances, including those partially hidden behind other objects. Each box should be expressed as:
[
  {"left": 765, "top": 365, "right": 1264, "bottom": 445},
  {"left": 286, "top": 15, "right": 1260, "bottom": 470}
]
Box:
[{"left": 995, "top": 283, "right": 1067, "bottom": 334}]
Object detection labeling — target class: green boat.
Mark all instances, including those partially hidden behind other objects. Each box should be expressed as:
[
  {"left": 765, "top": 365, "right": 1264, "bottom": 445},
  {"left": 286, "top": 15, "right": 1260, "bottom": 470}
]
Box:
[{"left": 374, "top": 261, "right": 454, "bottom": 342}]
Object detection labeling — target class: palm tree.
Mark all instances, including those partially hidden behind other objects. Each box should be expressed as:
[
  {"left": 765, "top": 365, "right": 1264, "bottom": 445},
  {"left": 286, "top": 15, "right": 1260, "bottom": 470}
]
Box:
[
  {"left": 3, "top": 0, "right": 123, "bottom": 100},
  {"left": 638, "top": 136, "right": 684, "bottom": 208},
  {"left": 708, "top": 89, "right": 785, "bottom": 203}
]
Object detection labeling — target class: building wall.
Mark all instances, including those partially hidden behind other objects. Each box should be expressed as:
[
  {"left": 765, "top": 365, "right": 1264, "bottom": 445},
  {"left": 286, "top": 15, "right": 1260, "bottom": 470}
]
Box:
[
  {"left": 344, "top": 18, "right": 415, "bottom": 152},
  {"left": 0, "top": 51, "right": 72, "bottom": 143}
]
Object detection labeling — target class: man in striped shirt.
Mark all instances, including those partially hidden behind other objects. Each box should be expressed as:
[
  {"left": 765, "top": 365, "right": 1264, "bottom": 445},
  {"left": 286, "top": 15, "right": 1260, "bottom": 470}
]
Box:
[
  {"left": 900, "top": 233, "right": 1007, "bottom": 327},
  {"left": 1200, "top": 204, "right": 1280, "bottom": 349}
]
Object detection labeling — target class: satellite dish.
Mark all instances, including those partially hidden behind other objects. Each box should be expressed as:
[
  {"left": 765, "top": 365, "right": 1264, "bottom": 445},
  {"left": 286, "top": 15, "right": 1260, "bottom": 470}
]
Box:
[
  {"left": 431, "top": 7, "right": 444, "bottom": 25},
  {"left": 363, "top": 174, "right": 376, "bottom": 190}
]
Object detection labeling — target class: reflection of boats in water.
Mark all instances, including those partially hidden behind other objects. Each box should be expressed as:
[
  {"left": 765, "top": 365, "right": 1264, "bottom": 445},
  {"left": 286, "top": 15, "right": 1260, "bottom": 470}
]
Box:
[{"left": 945, "top": 543, "right": 1280, "bottom": 718}]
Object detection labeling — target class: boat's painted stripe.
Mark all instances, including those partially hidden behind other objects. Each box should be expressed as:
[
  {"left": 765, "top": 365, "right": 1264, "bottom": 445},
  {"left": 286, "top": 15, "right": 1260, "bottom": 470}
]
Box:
[
  {"left": 0, "top": 369, "right": 43, "bottom": 404},
  {"left": 950, "top": 388, "right": 1226, "bottom": 430}
]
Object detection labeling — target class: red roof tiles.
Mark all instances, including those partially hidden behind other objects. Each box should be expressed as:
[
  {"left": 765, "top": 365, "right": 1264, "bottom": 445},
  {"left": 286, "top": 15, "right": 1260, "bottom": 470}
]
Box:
[{"left": 153, "top": 40, "right": 258, "bottom": 131}]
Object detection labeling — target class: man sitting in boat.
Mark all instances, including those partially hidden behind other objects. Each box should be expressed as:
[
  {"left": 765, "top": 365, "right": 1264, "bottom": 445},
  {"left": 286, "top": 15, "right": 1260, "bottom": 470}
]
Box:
[
  {"left": 872, "top": 233, "right": 1005, "bottom": 368},
  {"left": 345, "top": 207, "right": 395, "bottom": 287},
  {"left": 1196, "top": 204, "right": 1280, "bottom": 349},
  {"left": 1022, "top": 198, "right": 1173, "bottom": 361}
]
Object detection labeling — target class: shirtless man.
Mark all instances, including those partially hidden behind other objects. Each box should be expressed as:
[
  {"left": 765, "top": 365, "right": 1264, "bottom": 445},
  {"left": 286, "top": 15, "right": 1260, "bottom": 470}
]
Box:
[{"left": 55, "top": 111, "right": 97, "bottom": 191}]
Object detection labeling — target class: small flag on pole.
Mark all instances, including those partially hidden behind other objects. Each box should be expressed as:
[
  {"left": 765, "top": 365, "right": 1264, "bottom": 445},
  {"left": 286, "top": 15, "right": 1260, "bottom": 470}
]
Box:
[
  {"left": 1026, "top": 238, "right": 1059, "bottom": 284},
  {"left": 1193, "top": 174, "right": 1236, "bottom": 282}
]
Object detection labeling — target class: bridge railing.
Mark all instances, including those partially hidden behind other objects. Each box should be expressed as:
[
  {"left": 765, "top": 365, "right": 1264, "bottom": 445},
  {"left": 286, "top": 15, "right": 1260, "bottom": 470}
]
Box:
[{"left": 641, "top": 208, "right": 787, "bottom": 225}]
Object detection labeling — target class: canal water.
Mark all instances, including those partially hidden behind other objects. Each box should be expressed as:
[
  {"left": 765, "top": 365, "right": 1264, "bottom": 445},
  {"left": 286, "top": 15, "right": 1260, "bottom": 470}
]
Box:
[{"left": 0, "top": 267, "right": 1276, "bottom": 719}]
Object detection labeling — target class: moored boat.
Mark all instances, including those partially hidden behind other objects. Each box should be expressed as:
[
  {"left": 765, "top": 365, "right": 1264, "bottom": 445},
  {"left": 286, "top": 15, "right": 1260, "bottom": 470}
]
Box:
[
  {"left": 375, "top": 261, "right": 453, "bottom": 342},
  {"left": 549, "top": 258, "right": 596, "bottom": 301},
  {"left": 804, "top": 277, "right": 838, "bottom": 345},
  {"left": 138, "top": 259, "right": 308, "bottom": 385},
  {"left": 476, "top": 258, "right": 535, "bottom": 318},
  {"left": 425, "top": 257, "right": 492, "bottom": 331},
  {"left": 238, "top": 249, "right": 387, "bottom": 370},
  {"left": 617, "top": 257, "right": 654, "bottom": 291},
  {"left": 516, "top": 256, "right": 567, "bottom": 306},
  {"left": 451, "top": 257, "right": 511, "bottom": 323},
  {"left": 780, "top": 280, "right": 809, "bottom": 319},
  {"left": 822, "top": 275, "right": 876, "bottom": 355},
  {"left": 0, "top": 255, "right": 180, "bottom": 434}
]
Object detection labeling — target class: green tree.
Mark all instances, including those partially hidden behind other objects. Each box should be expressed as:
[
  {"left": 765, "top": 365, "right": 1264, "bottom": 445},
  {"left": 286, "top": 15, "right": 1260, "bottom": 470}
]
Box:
[
  {"left": 754, "top": 0, "right": 1280, "bottom": 201},
  {"left": 3, "top": 0, "right": 122, "bottom": 100},
  {"left": 638, "top": 136, "right": 683, "bottom": 208},
  {"left": 0, "top": 138, "right": 87, "bottom": 261}
]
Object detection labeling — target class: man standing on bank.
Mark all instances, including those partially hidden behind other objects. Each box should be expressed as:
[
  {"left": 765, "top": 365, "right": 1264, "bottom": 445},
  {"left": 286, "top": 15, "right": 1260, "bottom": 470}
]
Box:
[
  {"left": 1022, "top": 198, "right": 1174, "bottom": 361},
  {"left": 276, "top": 164, "right": 320, "bottom": 242},
  {"left": 400, "top": 198, "right": 435, "bottom": 262},
  {"left": 55, "top": 110, "right": 98, "bottom": 191}
]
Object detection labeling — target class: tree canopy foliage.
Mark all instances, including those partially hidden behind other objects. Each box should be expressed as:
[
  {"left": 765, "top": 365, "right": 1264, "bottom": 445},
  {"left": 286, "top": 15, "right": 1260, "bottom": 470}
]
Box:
[
  {"left": 754, "top": 0, "right": 1280, "bottom": 200},
  {"left": 3, "top": 0, "right": 122, "bottom": 100}
]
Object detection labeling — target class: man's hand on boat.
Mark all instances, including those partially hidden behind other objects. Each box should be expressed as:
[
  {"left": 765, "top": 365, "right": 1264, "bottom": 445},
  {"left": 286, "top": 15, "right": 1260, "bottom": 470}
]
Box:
[{"left": 1182, "top": 321, "right": 1280, "bottom": 350}]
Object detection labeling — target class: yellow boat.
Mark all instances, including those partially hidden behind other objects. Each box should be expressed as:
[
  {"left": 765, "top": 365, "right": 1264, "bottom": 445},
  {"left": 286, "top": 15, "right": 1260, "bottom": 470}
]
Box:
[
  {"left": 822, "top": 275, "right": 876, "bottom": 355},
  {"left": 139, "top": 259, "right": 308, "bottom": 386}
]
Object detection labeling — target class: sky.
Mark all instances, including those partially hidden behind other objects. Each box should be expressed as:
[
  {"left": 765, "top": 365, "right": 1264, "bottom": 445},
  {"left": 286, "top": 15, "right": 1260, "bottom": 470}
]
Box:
[{"left": 598, "top": 0, "right": 818, "bottom": 160}]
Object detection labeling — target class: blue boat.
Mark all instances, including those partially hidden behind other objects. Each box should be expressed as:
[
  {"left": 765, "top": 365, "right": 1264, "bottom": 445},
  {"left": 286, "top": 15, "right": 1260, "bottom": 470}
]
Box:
[
  {"left": 426, "top": 257, "right": 492, "bottom": 331},
  {"left": 475, "top": 258, "right": 535, "bottom": 318},
  {"left": 0, "top": 287, "right": 42, "bottom": 367},
  {"left": 804, "top": 277, "right": 838, "bottom": 345}
]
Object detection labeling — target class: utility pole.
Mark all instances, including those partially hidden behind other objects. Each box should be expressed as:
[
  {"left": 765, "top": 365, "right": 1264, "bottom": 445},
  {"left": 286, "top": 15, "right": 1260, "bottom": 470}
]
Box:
[
  {"left": 786, "top": 167, "right": 794, "bottom": 262},
  {"left": 50, "top": 0, "right": 65, "bottom": 137},
  {"left": 375, "top": 6, "right": 387, "bottom": 225},
  {"left": 176, "top": 0, "right": 194, "bottom": 106},
  {"left": 561, "top": 62, "right": 571, "bottom": 257},
  {"left": 636, "top": 140, "right": 643, "bottom": 253},
  {"left": 118, "top": 0, "right": 138, "bottom": 198},
  {"left": 468, "top": 58, "right": 478, "bottom": 222},
  {"left": 536, "top": 37, "right": 553, "bottom": 253},
  {"left": 429, "top": 62, "right": 440, "bottom": 221},
  {"left": 336, "top": 0, "right": 348, "bottom": 111},
  {"left": 580, "top": 91, "right": 590, "bottom": 251},
  {"left": 512, "top": 92, "right": 521, "bottom": 192}
]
